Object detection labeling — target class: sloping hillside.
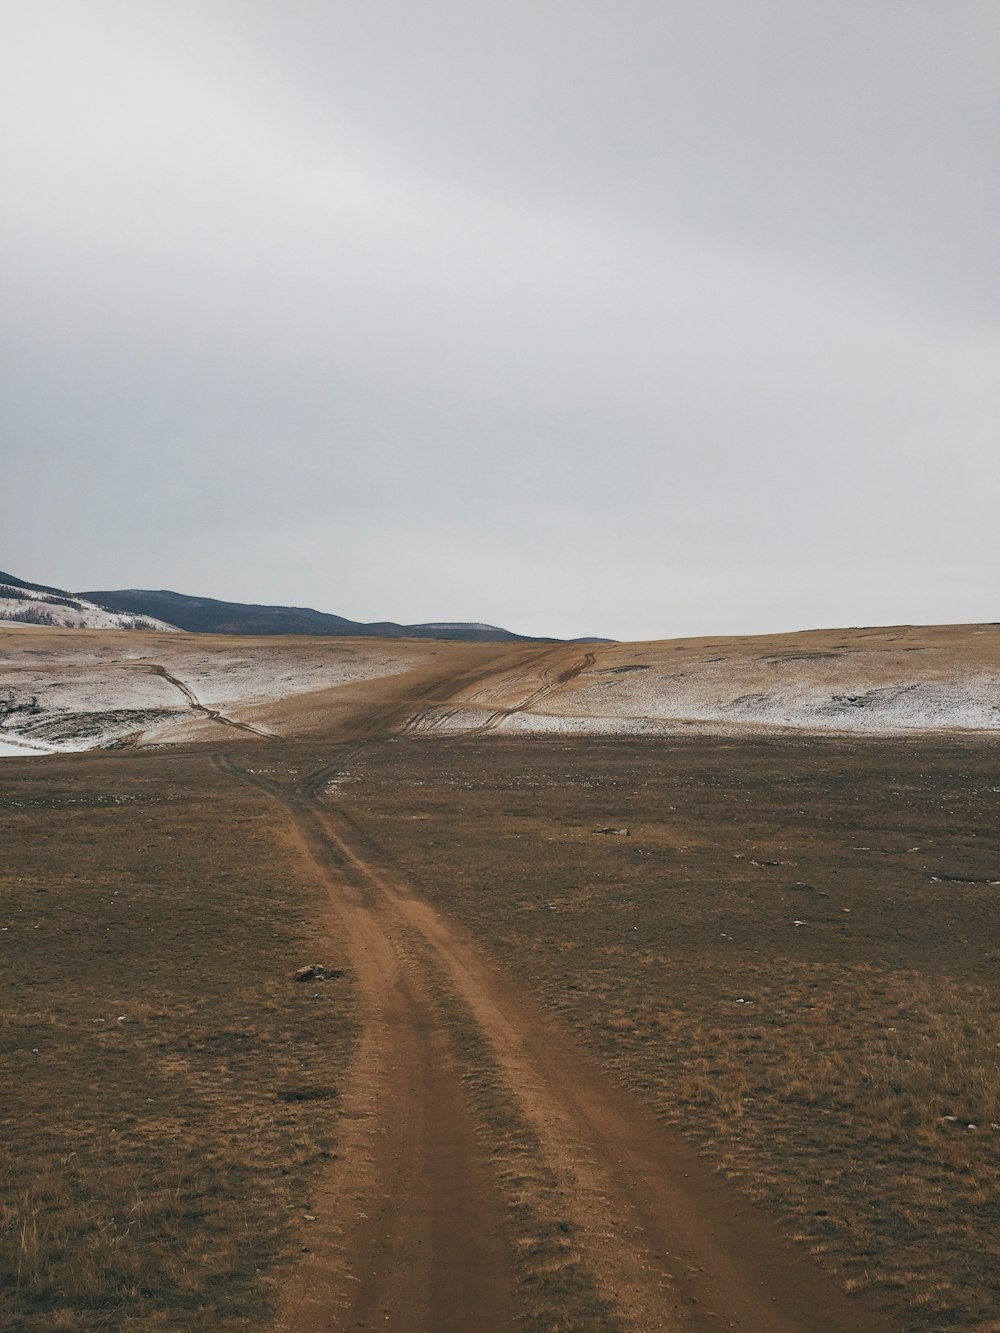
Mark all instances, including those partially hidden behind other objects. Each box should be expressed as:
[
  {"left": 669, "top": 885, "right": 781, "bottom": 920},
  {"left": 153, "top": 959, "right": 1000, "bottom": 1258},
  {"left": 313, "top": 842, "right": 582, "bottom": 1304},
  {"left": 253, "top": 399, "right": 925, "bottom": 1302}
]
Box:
[
  {"left": 2, "top": 621, "right": 998, "bottom": 756},
  {"left": 0, "top": 572, "right": 177, "bottom": 633},
  {"left": 81, "top": 587, "right": 536, "bottom": 642},
  {"left": 0, "top": 624, "right": 447, "bottom": 751},
  {"left": 409, "top": 624, "right": 1000, "bottom": 736}
]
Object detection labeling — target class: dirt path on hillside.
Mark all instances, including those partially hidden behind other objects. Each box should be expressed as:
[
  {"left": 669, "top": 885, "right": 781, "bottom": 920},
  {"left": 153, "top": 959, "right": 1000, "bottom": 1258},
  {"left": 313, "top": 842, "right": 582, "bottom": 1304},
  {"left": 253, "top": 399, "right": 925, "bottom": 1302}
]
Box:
[
  {"left": 214, "top": 654, "right": 895, "bottom": 1332},
  {"left": 144, "top": 663, "right": 275, "bottom": 738},
  {"left": 471, "top": 648, "right": 596, "bottom": 733}
]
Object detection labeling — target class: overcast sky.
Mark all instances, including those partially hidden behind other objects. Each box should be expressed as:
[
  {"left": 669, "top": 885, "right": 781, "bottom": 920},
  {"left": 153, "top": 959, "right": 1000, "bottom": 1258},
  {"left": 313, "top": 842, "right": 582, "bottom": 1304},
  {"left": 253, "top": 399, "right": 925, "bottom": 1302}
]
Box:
[{"left": 3, "top": 2, "right": 998, "bottom": 640}]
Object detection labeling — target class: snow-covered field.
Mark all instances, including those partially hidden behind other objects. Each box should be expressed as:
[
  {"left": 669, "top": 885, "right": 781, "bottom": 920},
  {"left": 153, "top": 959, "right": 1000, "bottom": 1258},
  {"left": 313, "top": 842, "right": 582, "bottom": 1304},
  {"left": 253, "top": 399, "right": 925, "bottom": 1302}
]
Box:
[
  {"left": 495, "top": 666, "right": 1000, "bottom": 734},
  {"left": 0, "top": 735, "right": 64, "bottom": 756},
  {"left": 0, "top": 627, "right": 435, "bottom": 751},
  {"left": 413, "top": 625, "right": 1000, "bottom": 738},
  {"left": 0, "top": 580, "right": 177, "bottom": 632}
]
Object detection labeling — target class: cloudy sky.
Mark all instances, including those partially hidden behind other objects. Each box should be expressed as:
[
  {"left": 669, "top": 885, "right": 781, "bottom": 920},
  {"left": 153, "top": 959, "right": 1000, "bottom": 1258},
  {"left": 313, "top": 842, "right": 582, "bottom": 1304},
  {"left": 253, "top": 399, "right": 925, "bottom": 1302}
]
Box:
[{"left": 3, "top": 2, "right": 997, "bottom": 640}]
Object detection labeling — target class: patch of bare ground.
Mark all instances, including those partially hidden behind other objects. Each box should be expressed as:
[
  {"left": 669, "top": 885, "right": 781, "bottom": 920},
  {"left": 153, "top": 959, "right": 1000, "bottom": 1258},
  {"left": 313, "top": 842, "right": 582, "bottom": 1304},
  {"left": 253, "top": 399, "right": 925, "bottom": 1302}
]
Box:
[
  {"left": 0, "top": 750, "right": 356, "bottom": 1329},
  {"left": 399, "top": 930, "right": 622, "bottom": 1332},
  {"left": 337, "top": 733, "right": 1000, "bottom": 1331}
]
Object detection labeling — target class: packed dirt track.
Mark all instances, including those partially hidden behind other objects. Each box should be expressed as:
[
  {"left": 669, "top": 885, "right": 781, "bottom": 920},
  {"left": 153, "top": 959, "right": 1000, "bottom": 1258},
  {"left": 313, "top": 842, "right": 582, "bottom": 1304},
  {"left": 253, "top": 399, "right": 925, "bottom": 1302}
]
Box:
[
  {"left": 2, "top": 626, "right": 998, "bottom": 1329},
  {"left": 213, "top": 736, "right": 894, "bottom": 1331}
]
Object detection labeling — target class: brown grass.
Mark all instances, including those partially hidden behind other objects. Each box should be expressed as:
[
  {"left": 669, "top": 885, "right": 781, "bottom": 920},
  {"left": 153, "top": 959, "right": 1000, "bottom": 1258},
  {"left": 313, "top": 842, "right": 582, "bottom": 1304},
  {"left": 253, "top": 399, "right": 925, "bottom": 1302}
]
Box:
[
  {"left": 3, "top": 723, "right": 998, "bottom": 1329},
  {"left": 0, "top": 750, "right": 356, "bottom": 1329},
  {"left": 340, "top": 732, "right": 1000, "bottom": 1330}
]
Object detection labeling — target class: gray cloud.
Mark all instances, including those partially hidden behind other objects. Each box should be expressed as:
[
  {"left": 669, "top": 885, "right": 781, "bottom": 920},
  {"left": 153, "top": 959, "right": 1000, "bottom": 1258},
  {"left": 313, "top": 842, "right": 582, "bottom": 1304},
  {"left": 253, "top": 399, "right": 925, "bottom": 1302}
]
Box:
[{"left": 3, "top": 1, "right": 997, "bottom": 638}]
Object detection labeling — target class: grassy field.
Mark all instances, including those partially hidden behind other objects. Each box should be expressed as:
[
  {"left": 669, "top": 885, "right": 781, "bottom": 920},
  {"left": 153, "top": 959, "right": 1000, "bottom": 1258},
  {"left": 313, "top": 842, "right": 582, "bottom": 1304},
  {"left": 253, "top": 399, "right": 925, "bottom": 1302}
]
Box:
[
  {"left": 0, "top": 749, "right": 356, "bottom": 1330},
  {"left": 2, "top": 730, "right": 998, "bottom": 1329},
  {"left": 339, "top": 733, "right": 1000, "bottom": 1330}
]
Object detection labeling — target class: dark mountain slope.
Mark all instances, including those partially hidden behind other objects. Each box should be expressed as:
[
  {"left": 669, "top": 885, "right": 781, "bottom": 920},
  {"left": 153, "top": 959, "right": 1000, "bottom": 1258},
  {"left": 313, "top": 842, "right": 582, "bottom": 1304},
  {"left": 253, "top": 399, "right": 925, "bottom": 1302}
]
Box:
[
  {"left": 0, "top": 572, "right": 177, "bottom": 631},
  {"left": 82, "top": 588, "right": 539, "bottom": 642},
  {"left": 0, "top": 570, "right": 71, "bottom": 598}
]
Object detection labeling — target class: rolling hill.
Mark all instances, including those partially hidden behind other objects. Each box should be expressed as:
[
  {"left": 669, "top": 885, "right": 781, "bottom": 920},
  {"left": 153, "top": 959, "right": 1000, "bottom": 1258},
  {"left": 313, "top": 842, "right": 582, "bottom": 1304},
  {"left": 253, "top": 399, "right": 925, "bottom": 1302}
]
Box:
[
  {"left": 4, "top": 568, "right": 610, "bottom": 642},
  {"left": 0, "top": 571, "right": 177, "bottom": 632},
  {"left": 81, "top": 586, "right": 537, "bottom": 641}
]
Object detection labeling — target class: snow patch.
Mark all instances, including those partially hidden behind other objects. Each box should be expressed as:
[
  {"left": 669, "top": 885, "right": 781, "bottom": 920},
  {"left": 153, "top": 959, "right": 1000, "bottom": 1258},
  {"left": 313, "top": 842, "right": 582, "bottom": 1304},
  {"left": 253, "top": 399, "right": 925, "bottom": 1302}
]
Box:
[
  {"left": 409, "top": 636, "right": 1000, "bottom": 738},
  {"left": 0, "top": 736, "right": 57, "bottom": 756},
  {"left": 0, "top": 633, "right": 432, "bottom": 750},
  {"left": 0, "top": 583, "right": 177, "bottom": 632}
]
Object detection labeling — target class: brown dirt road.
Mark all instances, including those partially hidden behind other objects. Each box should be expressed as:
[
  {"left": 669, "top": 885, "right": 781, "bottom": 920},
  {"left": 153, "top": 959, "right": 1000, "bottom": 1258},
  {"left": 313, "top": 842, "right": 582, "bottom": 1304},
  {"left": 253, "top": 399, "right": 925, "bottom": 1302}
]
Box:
[
  {"left": 213, "top": 649, "right": 896, "bottom": 1332},
  {"left": 144, "top": 662, "right": 276, "bottom": 738}
]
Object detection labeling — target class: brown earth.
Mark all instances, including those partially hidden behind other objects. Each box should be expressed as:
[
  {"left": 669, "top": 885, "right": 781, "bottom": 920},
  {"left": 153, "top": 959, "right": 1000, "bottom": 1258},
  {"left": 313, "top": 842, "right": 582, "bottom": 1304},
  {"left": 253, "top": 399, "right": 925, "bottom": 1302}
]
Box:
[{"left": 2, "top": 637, "right": 998, "bottom": 1330}]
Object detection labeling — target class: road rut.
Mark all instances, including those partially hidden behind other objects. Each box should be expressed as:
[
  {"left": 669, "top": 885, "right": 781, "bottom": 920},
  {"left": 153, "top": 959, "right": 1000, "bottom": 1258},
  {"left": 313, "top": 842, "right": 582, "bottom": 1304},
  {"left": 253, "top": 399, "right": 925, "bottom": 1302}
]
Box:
[
  {"left": 213, "top": 654, "right": 895, "bottom": 1331},
  {"left": 145, "top": 663, "right": 274, "bottom": 738}
]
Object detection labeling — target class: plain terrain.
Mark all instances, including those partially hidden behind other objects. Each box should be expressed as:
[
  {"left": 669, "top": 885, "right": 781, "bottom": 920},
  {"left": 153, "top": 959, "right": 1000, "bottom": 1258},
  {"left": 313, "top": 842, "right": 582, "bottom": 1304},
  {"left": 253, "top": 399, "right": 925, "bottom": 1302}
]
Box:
[
  {"left": 0, "top": 750, "right": 355, "bottom": 1328},
  {"left": 340, "top": 733, "right": 1000, "bottom": 1327},
  {"left": 1, "top": 624, "right": 998, "bottom": 1330}
]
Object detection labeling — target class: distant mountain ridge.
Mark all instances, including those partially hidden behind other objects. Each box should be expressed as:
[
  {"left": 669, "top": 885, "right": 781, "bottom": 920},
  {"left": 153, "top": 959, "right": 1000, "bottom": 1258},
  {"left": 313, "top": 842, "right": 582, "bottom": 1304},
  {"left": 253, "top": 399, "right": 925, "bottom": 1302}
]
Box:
[
  {"left": 83, "top": 587, "right": 539, "bottom": 642},
  {"left": 2, "top": 568, "right": 612, "bottom": 642},
  {"left": 0, "top": 571, "right": 177, "bottom": 632}
]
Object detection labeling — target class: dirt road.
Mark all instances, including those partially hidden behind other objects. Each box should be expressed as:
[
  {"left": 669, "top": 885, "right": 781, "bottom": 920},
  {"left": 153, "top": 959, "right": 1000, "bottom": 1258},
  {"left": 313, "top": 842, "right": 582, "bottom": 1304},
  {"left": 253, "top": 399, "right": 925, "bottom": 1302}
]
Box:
[
  {"left": 215, "top": 652, "right": 895, "bottom": 1332},
  {"left": 145, "top": 663, "right": 275, "bottom": 738}
]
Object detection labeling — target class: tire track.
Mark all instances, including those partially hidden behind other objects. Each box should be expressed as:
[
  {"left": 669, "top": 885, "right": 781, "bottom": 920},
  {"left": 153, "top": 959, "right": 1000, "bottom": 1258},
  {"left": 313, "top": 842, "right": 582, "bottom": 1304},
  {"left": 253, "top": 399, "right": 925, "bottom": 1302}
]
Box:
[
  {"left": 282, "top": 792, "right": 893, "bottom": 1333},
  {"left": 145, "top": 664, "right": 275, "bottom": 738},
  {"left": 211, "top": 649, "right": 895, "bottom": 1331},
  {"left": 212, "top": 752, "right": 515, "bottom": 1333},
  {"left": 396, "top": 646, "right": 554, "bottom": 738},
  {"left": 209, "top": 650, "right": 890, "bottom": 1327},
  {"left": 292, "top": 646, "right": 554, "bottom": 799},
  {"left": 473, "top": 649, "right": 596, "bottom": 734}
]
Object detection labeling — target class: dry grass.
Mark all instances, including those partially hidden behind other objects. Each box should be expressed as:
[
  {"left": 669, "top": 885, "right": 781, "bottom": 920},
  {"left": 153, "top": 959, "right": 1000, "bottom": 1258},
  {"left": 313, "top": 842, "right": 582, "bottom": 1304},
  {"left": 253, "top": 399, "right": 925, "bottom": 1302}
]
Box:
[
  {"left": 0, "top": 749, "right": 356, "bottom": 1329},
  {"left": 3, "top": 725, "right": 998, "bottom": 1329},
  {"left": 341, "top": 732, "right": 1000, "bottom": 1330}
]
